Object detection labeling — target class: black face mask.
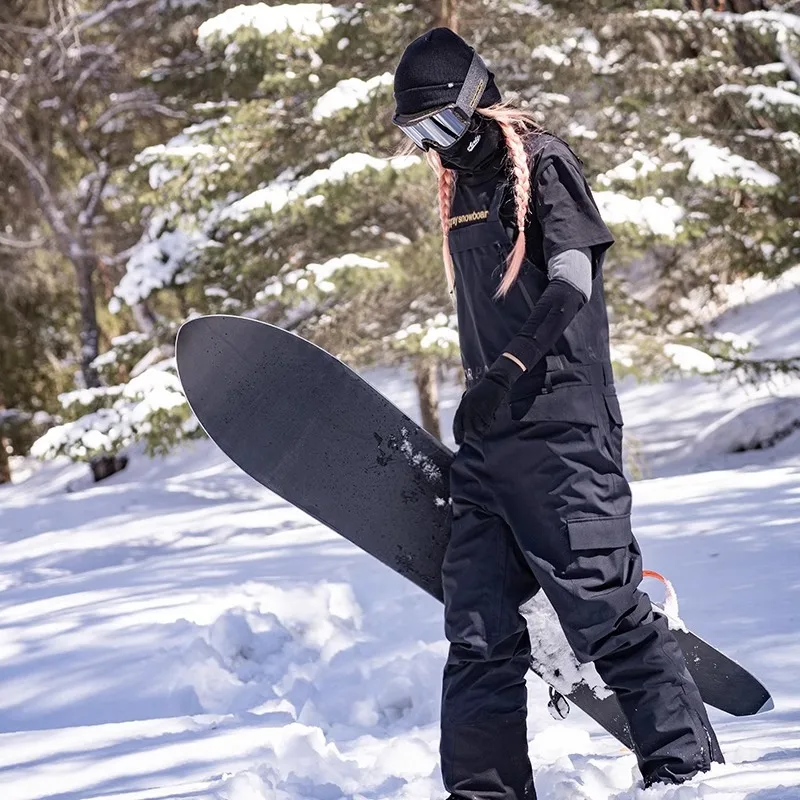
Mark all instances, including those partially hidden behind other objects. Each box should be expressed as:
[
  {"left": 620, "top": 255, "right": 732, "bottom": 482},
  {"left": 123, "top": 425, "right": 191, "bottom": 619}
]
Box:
[{"left": 438, "top": 115, "right": 505, "bottom": 174}]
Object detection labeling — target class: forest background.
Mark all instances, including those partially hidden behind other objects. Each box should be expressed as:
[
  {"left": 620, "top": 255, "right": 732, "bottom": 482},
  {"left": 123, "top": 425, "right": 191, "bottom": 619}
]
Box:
[{"left": 1, "top": 0, "right": 799, "bottom": 483}]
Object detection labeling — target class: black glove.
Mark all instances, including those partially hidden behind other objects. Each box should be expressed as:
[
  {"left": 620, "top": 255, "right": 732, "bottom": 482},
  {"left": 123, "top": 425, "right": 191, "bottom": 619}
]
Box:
[{"left": 453, "top": 355, "right": 524, "bottom": 445}]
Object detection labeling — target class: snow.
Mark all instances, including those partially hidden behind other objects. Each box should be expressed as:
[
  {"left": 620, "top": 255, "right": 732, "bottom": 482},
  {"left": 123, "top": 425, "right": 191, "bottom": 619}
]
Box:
[
  {"left": 567, "top": 122, "right": 598, "bottom": 140},
  {"left": 398, "top": 427, "right": 442, "bottom": 483},
  {"left": 635, "top": 8, "right": 684, "bottom": 21},
  {"left": 89, "top": 348, "right": 118, "bottom": 369},
  {"left": 776, "top": 130, "right": 800, "bottom": 154},
  {"left": 663, "top": 343, "right": 717, "bottom": 374},
  {"left": 508, "top": 0, "right": 546, "bottom": 15},
  {"left": 91, "top": 332, "right": 152, "bottom": 372},
  {"left": 222, "top": 179, "right": 295, "bottom": 221},
  {"left": 197, "top": 3, "right": 343, "bottom": 52},
  {"left": 665, "top": 135, "right": 780, "bottom": 187},
  {"left": 254, "top": 281, "right": 283, "bottom": 302},
  {"left": 138, "top": 141, "right": 217, "bottom": 164},
  {"left": 420, "top": 326, "right": 459, "bottom": 351},
  {"left": 594, "top": 192, "right": 684, "bottom": 238},
  {"left": 619, "top": 266, "right": 800, "bottom": 476},
  {"left": 305, "top": 254, "right": 388, "bottom": 283},
  {"left": 635, "top": 7, "right": 800, "bottom": 38},
  {"left": 135, "top": 120, "right": 231, "bottom": 191},
  {"left": 597, "top": 151, "right": 661, "bottom": 185},
  {"left": 31, "top": 368, "right": 188, "bottom": 460},
  {"left": 4, "top": 383, "right": 800, "bottom": 797},
  {"left": 312, "top": 73, "right": 393, "bottom": 121},
  {"left": 524, "top": 591, "right": 610, "bottom": 700},
  {"left": 715, "top": 9, "right": 800, "bottom": 37},
  {"left": 531, "top": 43, "right": 569, "bottom": 66},
  {"left": 691, "top": 396, "right": 800, "bottom": 460},
  {"left": 538, "top": 91, "right": 571, "bottom": 105},
  {"left": 112, "top": 331, "right": 151, "bottom": 348},
  {"left": 115, "top": 213, "right": 209, "bottom": 307},
  {"left": 715, "top": 83, "right": 800, "bottom": 113},
  {"left": 394, "top": 314, "right": 460, "bottom": 354},
  {"left": 222, "top": 154, "right": 421, "bottom": 222},
  {"left": 4, "top": 262, "right": 800, "bottom": 798},
  {"left": 748, "top": 62, "right": 787, "bottom": 77},
  {"left": 293, "top": 153, "right": 420, "bottom": 195},
  {"left": 597, "top": 138, "right": 780, "bottom": 189},
  {"left": 690, "top": 265, "right": 800, "bottom": 355},
  {"left": 254, "top": 255, "right": 388, "bottom": 299},
  {"left": 572, "top": 30, "right": 623, "bottom": 75}
]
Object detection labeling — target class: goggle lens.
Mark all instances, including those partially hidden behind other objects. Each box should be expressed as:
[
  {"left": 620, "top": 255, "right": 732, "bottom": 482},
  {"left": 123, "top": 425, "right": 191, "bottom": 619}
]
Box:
[{"left": 396, "top": 107, "right": 470, "bottom": 150}]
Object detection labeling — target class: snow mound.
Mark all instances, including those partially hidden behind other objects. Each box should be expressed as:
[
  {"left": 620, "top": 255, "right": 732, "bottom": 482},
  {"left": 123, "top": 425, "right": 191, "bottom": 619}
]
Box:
[
  {"left": 523, "top": 591, "right": 610, "bottom": 699},
  {"left": 692, "top": 396, "right": 800, "bottom": 459}
]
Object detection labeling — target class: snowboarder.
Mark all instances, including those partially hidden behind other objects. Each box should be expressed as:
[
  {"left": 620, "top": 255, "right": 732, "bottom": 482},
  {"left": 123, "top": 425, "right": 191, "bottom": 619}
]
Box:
[{"left": 391, "top": 28, "right": 723, "bottom": 799}]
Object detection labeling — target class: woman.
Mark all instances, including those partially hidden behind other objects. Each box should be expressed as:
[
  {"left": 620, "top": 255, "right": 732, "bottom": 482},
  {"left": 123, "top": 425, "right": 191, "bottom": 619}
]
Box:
[{"left": 391, "top": 27, "right": 723, "bottom": 800}]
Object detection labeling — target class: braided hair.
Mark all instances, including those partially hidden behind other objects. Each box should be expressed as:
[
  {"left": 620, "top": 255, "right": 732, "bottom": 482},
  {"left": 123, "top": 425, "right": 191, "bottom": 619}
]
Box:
[{"left": 426, "top": 103, "right": 544, "bottom": 299}]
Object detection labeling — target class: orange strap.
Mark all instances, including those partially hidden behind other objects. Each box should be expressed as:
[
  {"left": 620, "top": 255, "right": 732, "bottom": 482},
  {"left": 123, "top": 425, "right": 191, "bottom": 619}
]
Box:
[{"left": 642, "top": 569, "right": 680, "bottom": 620}]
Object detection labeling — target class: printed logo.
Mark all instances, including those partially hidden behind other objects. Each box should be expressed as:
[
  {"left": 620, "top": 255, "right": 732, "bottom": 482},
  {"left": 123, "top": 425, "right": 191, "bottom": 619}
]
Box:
[
  {"left": 466, "top": 134, "right": 481, "bottom": 152},
  {"left": 448, "top": 209, "right": 489, "bottom": 229}
]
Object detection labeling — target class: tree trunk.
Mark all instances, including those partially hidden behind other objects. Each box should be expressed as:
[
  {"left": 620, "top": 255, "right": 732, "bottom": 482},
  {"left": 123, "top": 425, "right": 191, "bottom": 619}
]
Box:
[
  {"left": 0, "top": 400, "right": 9, "bottom": 485},
  {"left": 415, "top": 359, "right": 441, "bottom": 439},
  {"left": 437, "top": 0, "right": 459, "bottom": 31},
  {"left": 90, "top": 453, "right": 129, "bottom": 482},
  {"left": 0, "top": 137, "right": 103, "bottom": 389},
  {"left": 0, "top": 437, "right": 10, "bottom": 485},
  {"left": 73, "top": 249, "right": 101, "bottom": 388},
  {"left": 728, "top": 0, "right": 766, "bottom": 11}
]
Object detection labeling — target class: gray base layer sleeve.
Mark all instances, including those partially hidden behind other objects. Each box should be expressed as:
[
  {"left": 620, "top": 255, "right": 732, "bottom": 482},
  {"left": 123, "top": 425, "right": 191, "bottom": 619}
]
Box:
[{"left": 548, "top": 247, "right": 592, "bottom": 301}]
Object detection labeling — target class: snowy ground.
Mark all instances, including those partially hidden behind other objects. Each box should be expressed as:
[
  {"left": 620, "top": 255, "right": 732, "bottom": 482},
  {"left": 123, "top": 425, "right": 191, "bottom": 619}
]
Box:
[{"left": 2, "top": 274, "right": 800, "bottom": 800}]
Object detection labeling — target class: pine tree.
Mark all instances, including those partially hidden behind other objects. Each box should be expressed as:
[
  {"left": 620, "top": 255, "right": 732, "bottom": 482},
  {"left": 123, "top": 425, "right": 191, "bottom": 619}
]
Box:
[
  {"left": 112, "top": 1, "right": 461, "bottom": 438},
  {"left": 37, "top": 1, "right": 798, "bottom": 472},
  {"left": 0, "top": 0, "right": 242, "bottom": 479},
  {"left": 0, "top": 0, "right": 243, "bottom": 389},
  {"left": 115, "top": 1, "right": 798, "bottom": 433},
  {"left": 469, "top": 1, "right": 800, "bottom": 378}
]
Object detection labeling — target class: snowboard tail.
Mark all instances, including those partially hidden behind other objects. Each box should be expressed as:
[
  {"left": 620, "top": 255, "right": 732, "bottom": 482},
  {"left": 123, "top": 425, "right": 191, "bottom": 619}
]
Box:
[{"left": 176, "top": 315, "right": 772, "bottom": 747}]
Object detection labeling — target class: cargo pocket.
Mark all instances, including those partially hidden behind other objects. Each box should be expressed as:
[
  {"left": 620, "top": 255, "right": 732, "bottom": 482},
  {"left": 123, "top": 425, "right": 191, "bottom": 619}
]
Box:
[
  {"left": 603, "top": 392, "right": 624, "bottom": 427},
  {"left": 596, "top": 391, "right": 625, "bottom": 470},
  {"left": 517, "top": 384, "right": 599, "bottom": 426},
  {"left": 559, "top": 514, "right": 639, "bottom": 662},
  {"left": 567, "top": 514, "right": 633, "bottom": 551}
]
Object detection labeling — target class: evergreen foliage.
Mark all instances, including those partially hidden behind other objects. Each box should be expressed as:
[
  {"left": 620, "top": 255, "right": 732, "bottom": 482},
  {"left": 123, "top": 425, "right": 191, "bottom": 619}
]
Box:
[{"left": 1, "top": 1, "right": 797, "bottom": 476}]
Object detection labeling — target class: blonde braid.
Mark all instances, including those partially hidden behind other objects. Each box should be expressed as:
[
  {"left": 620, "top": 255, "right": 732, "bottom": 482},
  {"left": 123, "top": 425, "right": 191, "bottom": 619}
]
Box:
[
  {"left": 426, "top": 148, "right": 457, "bottom": 294},
  {"left": 481, "top": 111, "right": 532, "bottom": 299}
]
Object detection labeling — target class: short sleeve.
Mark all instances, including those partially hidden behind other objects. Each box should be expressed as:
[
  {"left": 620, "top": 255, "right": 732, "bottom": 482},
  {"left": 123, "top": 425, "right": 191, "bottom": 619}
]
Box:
[{"left": 534, "top": 151, "right": 614, "bottom": 269}]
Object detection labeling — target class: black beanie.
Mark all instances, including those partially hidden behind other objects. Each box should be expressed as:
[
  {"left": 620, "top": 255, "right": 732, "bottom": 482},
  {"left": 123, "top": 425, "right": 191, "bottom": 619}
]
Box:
[{"left": 393, "top": 27, "right": 502, "bottom": 117}]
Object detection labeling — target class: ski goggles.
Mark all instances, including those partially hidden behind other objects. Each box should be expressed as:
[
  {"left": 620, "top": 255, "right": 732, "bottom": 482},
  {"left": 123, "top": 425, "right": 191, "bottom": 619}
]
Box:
[{"left": 393, "top": 52, "right": 489, "bottom": 151}]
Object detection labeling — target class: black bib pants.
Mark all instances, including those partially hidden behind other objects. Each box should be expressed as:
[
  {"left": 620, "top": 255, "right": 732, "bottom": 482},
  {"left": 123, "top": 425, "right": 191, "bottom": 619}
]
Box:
[{"left": 441, "top": 182, "right": 722, "bottom": 799}]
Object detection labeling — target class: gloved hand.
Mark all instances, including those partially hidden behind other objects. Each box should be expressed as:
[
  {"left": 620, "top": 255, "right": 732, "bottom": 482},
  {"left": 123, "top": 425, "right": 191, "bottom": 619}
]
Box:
[{"left": 453, "top": 355, "right": 524, "bottom": 445}]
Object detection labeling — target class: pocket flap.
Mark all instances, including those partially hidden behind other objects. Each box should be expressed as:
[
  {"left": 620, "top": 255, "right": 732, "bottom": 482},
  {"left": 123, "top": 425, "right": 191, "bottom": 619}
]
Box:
[
  {"left": 520, "top": 385, "right": 598, "bottom": 426},
  {"left": 603, "top": 393, "right": 624, "bottom": 426},
  {"left": 567, "top": 514, "right": 632, "bottom": 550}
]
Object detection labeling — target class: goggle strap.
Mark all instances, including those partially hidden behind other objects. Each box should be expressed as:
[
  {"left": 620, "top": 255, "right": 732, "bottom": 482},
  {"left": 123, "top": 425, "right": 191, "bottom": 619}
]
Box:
[{"left": 455, "top": 52, "right": 489, "bottom": 116}]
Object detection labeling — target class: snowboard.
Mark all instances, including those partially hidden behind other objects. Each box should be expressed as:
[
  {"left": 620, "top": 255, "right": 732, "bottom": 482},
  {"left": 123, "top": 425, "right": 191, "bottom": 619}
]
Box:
[{"left": 176, "top": 314, "right": 773, "bottom": 749}]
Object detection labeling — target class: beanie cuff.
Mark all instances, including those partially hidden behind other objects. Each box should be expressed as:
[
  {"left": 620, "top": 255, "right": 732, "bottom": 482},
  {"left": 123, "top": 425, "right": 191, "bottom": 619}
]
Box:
[{"left": 394, "top": 77, "right": 502, "bottom": 118}]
